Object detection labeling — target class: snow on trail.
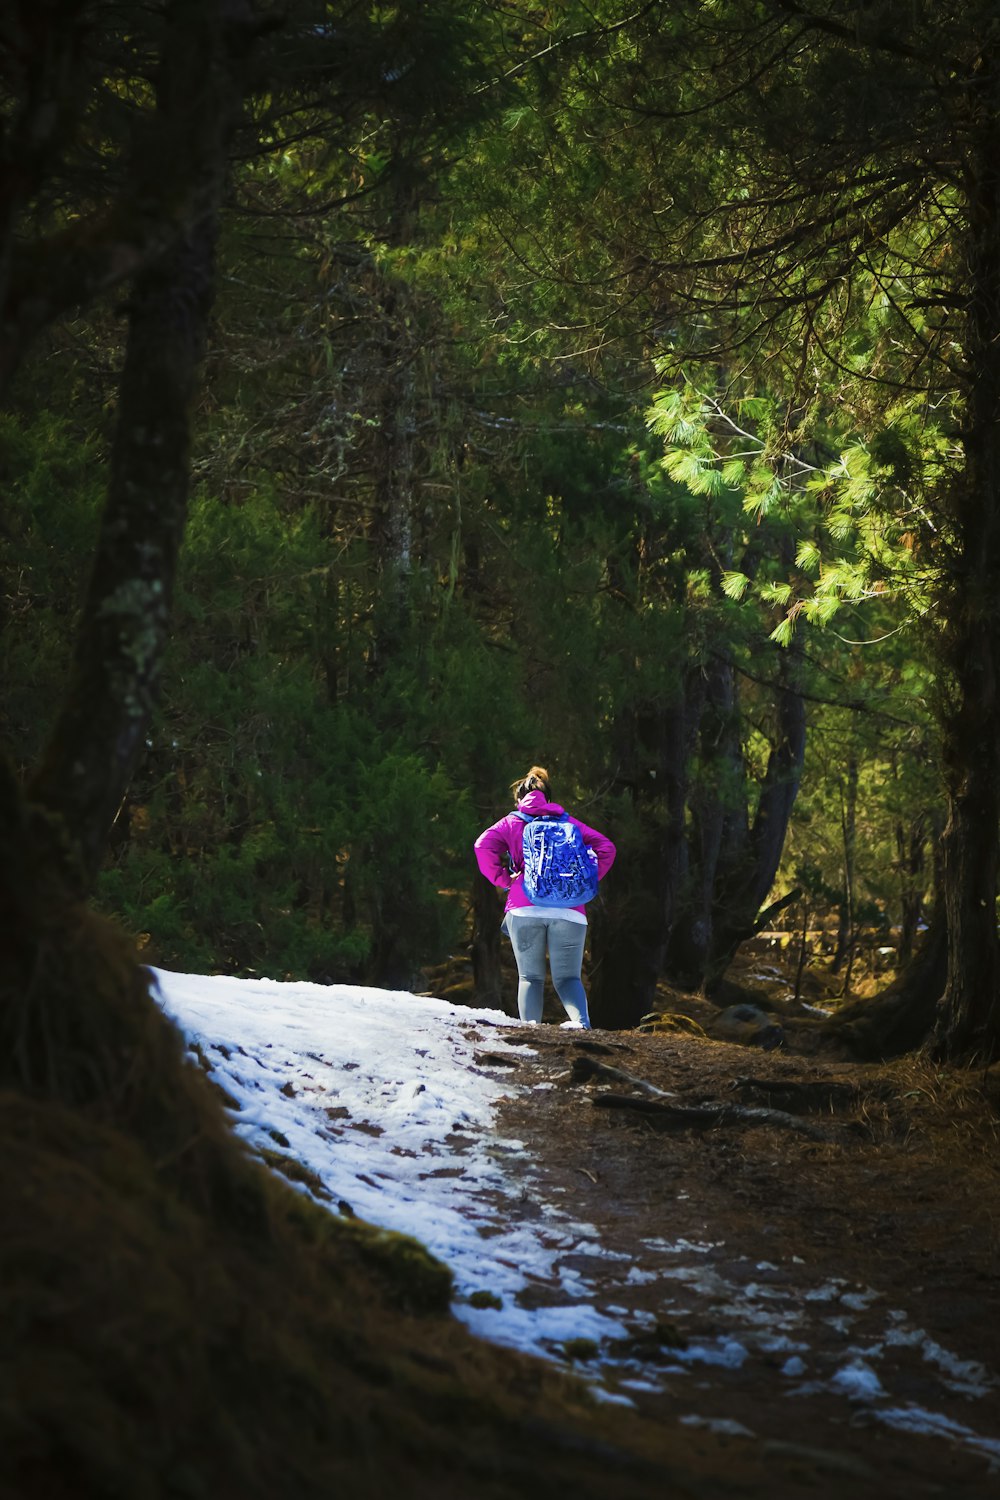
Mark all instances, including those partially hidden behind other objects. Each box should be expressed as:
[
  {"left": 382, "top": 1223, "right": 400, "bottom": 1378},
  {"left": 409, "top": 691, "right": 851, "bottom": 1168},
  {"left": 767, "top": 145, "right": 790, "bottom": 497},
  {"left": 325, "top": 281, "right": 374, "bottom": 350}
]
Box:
[
  {"left": 154, "top": 970, "right": 1000, "bottom": 1467},
  {"left": 153, "top": 969, "right": 629, "bottom": 1360}
]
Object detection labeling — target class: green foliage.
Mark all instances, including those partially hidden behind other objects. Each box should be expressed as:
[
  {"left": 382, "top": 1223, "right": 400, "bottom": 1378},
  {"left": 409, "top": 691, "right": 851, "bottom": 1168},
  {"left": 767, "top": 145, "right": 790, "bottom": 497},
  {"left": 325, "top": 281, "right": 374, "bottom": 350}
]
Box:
[
  {"left": 783, "top": 647, "right": 939, "bottom": 949},
  {"left": 1, "top": 0, "right": 958, "bottom": 998},
  {"left": 93, "top": 482, "right": 491, "bottom": 979},
  {"left": 646, "top": 367, "right": 948, "bottom": 659}
]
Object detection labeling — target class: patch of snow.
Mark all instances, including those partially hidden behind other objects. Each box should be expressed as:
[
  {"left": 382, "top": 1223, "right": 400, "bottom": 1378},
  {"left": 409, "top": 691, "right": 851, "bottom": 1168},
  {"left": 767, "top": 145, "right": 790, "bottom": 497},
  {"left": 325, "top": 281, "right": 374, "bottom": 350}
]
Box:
[
  {"left": 845, "top": 1343, "right": 884, "bottom": 1361},
  {"left": 840, "top": 1287, "right": 879, "bottom": 1311},
  {"left": 676, "top": 1338, "right": 749, "bottom": 1370},
  {"left": 884, "top": 1323, "right": 926, "bottom": 1350},
  {"left": 466, "top": 1299, "right": 628, "bottom": 1360},
  {"left": 717, "top": 1302, "right": 799, "bottom": 1330},
  {"left": 883, "top": 1326, "right": 997, "bottom": 1396},
  {"left": 919, "top": 1338, "right": 997, "bottom": 1397},
  {"left": 830, "top": 1359, "right": 885, "bottom": 1401},
  {"left": 759, "top": 1336, "right": 809, "bottom": 1355},
  {"left": 803, "top": 1279, "right": 847, "bottom": 1303},
  {"left": 640, "top": 1236, "right": 719, "bottom": 1254},
  {"left": 740, "top": 1281, "right": 790, "bottom": 1301},
  {"left": 680, "top": 1414, "right": 755, "bottom": 1438},
  {"left": 589, "top": 1387, "right": 636, "bottom": 1407},
  {"left": 152, "top": 970, "right": 600, "bottom": 1357},
  {"left": 658, "top": 1265, "right": 733, "bottom": 1297},
  {"left": 876, "top": 1408, "right": 1000, "bottom": 1469}
]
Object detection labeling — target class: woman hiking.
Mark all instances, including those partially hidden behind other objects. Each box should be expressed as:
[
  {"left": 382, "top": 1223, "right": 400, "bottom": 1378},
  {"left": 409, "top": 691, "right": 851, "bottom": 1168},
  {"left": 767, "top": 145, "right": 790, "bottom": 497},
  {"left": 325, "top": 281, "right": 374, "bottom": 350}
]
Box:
[{"left": 474, "top": 766, "right": 615, "bottom": 1029}]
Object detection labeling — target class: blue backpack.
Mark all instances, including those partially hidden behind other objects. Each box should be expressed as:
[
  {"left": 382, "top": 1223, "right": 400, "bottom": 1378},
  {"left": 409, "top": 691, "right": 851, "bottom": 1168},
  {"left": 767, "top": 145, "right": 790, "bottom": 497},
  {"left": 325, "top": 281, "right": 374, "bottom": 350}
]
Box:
[{"left": 516, "top": 812, "right": 600, "bottom": 907}]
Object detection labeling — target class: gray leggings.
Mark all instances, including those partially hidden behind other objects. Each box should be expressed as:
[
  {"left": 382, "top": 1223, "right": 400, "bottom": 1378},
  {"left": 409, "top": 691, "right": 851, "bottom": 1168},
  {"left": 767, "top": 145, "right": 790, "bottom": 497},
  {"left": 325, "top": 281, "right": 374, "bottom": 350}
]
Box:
[{"left": 507, "top": 916, "right": 590, "bottom": 1027}]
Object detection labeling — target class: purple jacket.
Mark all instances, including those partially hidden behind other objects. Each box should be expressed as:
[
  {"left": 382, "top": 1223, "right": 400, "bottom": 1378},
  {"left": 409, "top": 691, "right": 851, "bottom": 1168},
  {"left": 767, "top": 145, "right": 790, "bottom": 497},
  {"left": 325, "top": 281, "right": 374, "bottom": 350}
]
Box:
[{"left": 474, "top": 789, "right": 616, "bottom": 915}]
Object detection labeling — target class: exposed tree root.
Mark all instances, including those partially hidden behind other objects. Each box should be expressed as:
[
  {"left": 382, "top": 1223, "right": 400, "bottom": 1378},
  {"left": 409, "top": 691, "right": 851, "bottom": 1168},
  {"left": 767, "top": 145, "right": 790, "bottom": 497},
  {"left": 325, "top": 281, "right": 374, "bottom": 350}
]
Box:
[
  {"left": 564, "top": 1053, "right": 837, "bottom": 1140},
  {"left": 567, "top": 1054, "right": 677, "bottom": 1097},
  {"left": 588, "top": 1093, "right": 836, "bottom": 1141},
  {"left": 821, "top": 918, "right": 947, "bottom": 1061}
]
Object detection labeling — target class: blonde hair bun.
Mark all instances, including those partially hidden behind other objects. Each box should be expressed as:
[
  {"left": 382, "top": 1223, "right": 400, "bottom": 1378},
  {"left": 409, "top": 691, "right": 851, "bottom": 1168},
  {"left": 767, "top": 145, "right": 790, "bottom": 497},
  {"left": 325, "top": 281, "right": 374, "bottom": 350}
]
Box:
[{"left": 510, "top": 765, "right": 551, "bottom": 803}]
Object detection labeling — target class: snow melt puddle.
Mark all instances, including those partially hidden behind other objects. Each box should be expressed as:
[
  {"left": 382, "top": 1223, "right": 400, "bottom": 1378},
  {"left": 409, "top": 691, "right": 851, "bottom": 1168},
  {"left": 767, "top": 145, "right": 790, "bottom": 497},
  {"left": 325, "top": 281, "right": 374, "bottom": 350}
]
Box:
[{"left": 154, "top": 970, "right": 1000, "bottom": 1467}]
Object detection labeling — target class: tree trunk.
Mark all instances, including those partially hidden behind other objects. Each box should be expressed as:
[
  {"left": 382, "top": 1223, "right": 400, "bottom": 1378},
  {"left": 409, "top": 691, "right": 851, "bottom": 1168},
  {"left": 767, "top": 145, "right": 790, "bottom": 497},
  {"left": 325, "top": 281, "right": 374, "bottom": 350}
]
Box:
[
  {"left": 26, "top": 0, "right": 254, "bottom": 882},
  {"left": 830, "top": 752, "right": 858, "bottom": 991},
  {"left": 664, "top": 651, "right": 738, "bottom": 987},
  {"left": 368, "top": 176, "right": 423, "bottom": 667},
  {"left": 702, "top": 647, "right": 806, "bottom": 989},
  {"left": 895, "top": 814, "right": 927, "bottom": 968},
  {"left": 792, "top": 897, "right": 810, "bottom": 1006},
  {"left": 470, "top": 867, "right": 506, "bottom": 1012},
  {"left": 589, "top": 672, "right": 699, "bottom": 1029},
  {"left": 826, "top": 915, "right": 947, "bottom": 1061},
  {"left": 938, "top": 680, "right": 1000, "bottom": 1061},
  {"left": 935, "top": 82, "right": 1000, "bottom": 1062},
  {"left": 372, "top": 271, "right": 416, "bottom": 588},
  {"left": 592, "top": 640, "right": 805, "bottom": 1023},
  {"left": 589, "top": 869, "right": 667, "bottom": 1031},
  {"left": 31, "top": 214, "right": 220, "bottom": 878}
]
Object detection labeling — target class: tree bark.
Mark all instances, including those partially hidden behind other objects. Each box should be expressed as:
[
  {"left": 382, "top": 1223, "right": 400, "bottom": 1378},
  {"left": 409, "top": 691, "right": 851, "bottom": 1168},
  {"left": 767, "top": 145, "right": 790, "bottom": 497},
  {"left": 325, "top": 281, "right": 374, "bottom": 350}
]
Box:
[
  {"left": 591, "top": 638, "right": 804, "bottom": 1023},
  {"left": 664, "top": 650, "right": 738, "bottom": 987},
  {"left": 367, "top": 175, "right": 424, "bottom": 668},
  {"left": 895, "top": 814, "right": 927, "bottom": 968},
  {"left": 701, "top": 646, "right": 806, "bottom": 990},
  {"left": 589, "top": 690, "right": 689, "bottom": 1029},
  {"left": 470, "top": 866, "right": 506, "bottom": 1012},
  {"left": 28, "top": 0, "right": 255, "bottom": 881},
  {"left": 831, "top": 751, "right": 858, "bottom": 991},
  {"left": 935, "top": 67, "right": 1000, "bottom": 1062},
  {"left": 827, "top": 914, "right": 947, "bottom": 1061}
]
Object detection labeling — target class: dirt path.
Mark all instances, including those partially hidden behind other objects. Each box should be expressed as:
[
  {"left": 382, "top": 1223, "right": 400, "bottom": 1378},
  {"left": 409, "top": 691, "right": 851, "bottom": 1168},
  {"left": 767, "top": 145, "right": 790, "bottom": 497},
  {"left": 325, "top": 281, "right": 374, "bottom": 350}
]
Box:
[{"left": 468, "top": 1021, "right": 1000, "bottom": 1496}]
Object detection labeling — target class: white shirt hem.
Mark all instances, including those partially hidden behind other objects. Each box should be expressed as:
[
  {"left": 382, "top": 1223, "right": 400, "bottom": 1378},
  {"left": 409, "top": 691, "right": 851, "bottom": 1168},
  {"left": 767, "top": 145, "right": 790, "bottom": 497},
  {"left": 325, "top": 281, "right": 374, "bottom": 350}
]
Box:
[{"left": 507, "top": 906, "right": 587, "bottom": 926}]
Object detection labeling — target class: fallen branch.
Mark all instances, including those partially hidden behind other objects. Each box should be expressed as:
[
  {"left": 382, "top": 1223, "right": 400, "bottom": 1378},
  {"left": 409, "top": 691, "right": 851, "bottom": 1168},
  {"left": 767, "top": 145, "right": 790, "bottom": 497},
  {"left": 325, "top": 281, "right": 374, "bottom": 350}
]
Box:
[
  {"left": 568, "top": 1054, "right": 676, "bottom": 1097},
  {"left": 590, "top": 1093, "right": 835, "bottom": 1141}
]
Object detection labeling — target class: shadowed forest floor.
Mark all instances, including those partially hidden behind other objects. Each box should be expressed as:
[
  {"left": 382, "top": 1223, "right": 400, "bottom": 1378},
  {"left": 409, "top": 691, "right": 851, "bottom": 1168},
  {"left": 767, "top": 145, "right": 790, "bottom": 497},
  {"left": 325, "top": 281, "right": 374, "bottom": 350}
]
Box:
[{"left": 461, "top": 992, "right": 1000, "bottom": 1495}]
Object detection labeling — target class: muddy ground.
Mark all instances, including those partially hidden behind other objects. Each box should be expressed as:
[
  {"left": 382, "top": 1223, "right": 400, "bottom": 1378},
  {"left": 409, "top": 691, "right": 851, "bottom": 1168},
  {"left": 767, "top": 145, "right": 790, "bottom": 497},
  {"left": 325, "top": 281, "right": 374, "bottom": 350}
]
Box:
[{"left": 432, "top": 953, "right": 1000, "bottom": 1496}]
